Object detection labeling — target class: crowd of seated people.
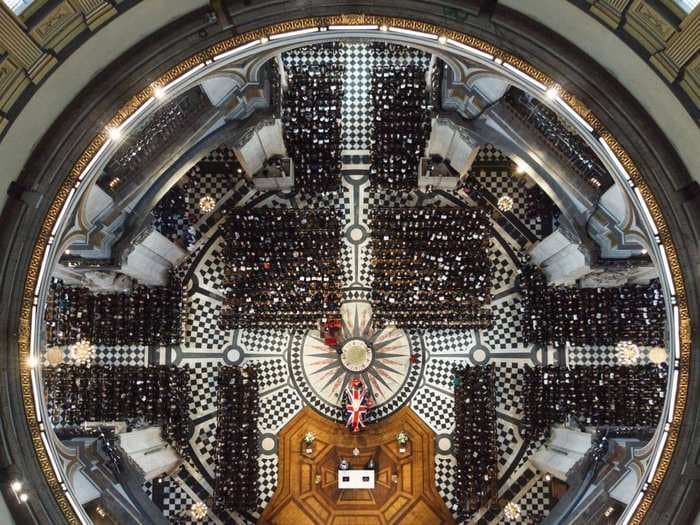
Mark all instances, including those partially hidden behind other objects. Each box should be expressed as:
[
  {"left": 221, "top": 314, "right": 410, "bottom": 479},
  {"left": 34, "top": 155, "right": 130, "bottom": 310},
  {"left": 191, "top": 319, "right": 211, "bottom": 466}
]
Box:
[
  {"left": 369, "top": 207, "right": 492, "bottom": 329},
  {"left": 220, "top": 208, "right": 342, "bottom": 329},
  {"left": 518, "top": 265, "right": 666, "bottom": 347},
  {"left": 45, "top": 276, "right": 181, "bottom": 347},
  {"left": 505, "top": 87, "right": 614, "bottom": 191},
  {"left": 269, "top": 58, "right": 282, "bottom": 118},
  {"left": 44, "top": 364, "right": 191, "bottom": 455},
  {"left": 521, "top": 364, "right": 668, "bottom": 439},
  {"left": 214, "top": 365, "right": 259, "bottom": 514},
  {"left": 152, "top": 146, "right": 245, "bottom": 249},
  {"left": 524, "top": 185, "right": 558, "bottom": 226},
  {"left": 369, "top": 63, "right": 432, "bottom": 189},
  {"left": 152, "top": 184, "right": 195, "bottom": 247},
  {"left": 452, "top": 364, "right": 498, "bottom": 517},
  {"left": 282, "top": 44, "right": 344, "bottom": 193},
  {"left": 430, "top": 57, "right": 446, "bottom": 115}
]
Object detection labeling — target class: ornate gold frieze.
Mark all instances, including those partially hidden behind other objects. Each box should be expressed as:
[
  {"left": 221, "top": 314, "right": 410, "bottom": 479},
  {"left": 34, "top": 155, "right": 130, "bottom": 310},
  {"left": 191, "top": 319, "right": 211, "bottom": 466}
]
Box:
[{"left": 15, "top": 14, "right": 690, "bottom": 525}]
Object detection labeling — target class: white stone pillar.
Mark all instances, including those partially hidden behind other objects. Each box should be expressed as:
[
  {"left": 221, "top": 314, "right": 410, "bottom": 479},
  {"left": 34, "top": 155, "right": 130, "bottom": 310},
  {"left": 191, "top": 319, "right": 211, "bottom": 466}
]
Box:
[
  {"left": 233, "top": 119, "right": 287, "bottom": 174},
  {"left": 120, "top": 229, "right": 185, "bottom": 286}
]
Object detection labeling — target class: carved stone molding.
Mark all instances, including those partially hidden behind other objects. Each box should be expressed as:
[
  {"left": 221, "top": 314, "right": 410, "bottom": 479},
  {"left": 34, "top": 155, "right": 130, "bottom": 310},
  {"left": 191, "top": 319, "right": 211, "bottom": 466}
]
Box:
[
  {"left": 680, "top": 53, "right": 700, "bottom": 107},
  {"left": 590, "top": 0, "right": 633, "bottom": 28},
  {"left": 625, "top": 0, "right": 677, "bottom": 54},
  {"left": 0, "top": 2, "right": 56, "bottom": 82},
  {"left": 30, "top": 1, "right": 84, "bottom": 53},
  {"left": 69, "top": 0, "right": 117, "bottom": 30},
  {"left": 578, "top": 0, "right": 699, "bottom": 109},
  {"left": 650, "top": 6, "right": 700, "bottom": 81},
  {"left": 0, "top": 54, "right": 30, "bottom": 112}
]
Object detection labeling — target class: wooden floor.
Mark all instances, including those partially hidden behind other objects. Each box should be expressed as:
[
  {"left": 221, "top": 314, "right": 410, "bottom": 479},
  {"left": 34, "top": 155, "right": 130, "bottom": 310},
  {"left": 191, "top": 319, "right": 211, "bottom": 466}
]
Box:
[{"left": 259, "top": 406, "right": 454, "bottom": 525}]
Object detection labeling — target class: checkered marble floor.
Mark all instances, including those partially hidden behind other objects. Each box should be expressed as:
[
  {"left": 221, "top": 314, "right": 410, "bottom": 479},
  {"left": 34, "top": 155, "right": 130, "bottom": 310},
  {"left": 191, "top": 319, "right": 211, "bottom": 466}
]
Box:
[
  {"left": 153, "top": 146, "right": 244, "bottom": 246},
  {"left": 282, "top": 41, "right": 431, "bottom": 153},
  {"left": 495, "top": 473, "right": 551, "bottom": 524},
  {"left": 343, "top": 43, "right": 372, "bottom": 150},
  {"left": 41, "top": 343, "right": 148, "bottom": 368},
  {"left": 566, "top": 343, "right": 654, "bottom": 366},
  {"left": 101, "top": 144, "right": 557, "bottom": 523}
]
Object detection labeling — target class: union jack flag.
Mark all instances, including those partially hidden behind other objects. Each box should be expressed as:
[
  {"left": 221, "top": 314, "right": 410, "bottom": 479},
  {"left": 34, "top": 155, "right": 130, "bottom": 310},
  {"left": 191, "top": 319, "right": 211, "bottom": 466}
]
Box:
[{"left": 345, "top": 378, "right": 369, "bottom": 433}]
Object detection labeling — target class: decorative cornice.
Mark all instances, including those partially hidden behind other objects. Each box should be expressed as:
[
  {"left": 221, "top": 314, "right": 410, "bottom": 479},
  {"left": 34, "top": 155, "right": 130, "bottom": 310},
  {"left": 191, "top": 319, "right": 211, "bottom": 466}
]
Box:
[{"left": 16, "top": 14, "right": 690, "bottom": 525}]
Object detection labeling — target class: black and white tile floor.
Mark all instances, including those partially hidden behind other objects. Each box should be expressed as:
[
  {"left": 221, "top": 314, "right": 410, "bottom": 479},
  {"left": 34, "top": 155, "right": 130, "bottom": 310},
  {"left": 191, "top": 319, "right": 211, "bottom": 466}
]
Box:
[
  {"left": 48, "top": 145, "right": 579, "bottom": 523},
  {"left": 164, "top": 146, "right": 559, "bottom": 523},
  {"left": 283, "top": 42, "right": 430, "bottom": 152}
]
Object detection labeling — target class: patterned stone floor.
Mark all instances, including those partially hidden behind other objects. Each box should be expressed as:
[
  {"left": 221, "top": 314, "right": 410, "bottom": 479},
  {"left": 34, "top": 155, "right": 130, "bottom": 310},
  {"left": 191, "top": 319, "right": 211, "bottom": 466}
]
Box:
[
  {"left": 44, "top": 42, "right": 652, "bottom": 522},
  {"left": 282, "top": 41, "right": 431, "bottom": 151},
  {"left": 138, "top": 146, "right": 564, "bottom": 524},
  {"left": 46, "top": 145, "right": 602, "bottom": 524}
]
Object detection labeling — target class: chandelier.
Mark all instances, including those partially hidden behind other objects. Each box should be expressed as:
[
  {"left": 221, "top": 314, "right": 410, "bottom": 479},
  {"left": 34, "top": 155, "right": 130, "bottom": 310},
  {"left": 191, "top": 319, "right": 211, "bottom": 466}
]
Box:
[
  {"left": 198, "top": 195, "right": 216, "bottom": 213},
  {"left": 497, "top": 195, "right": 514, "bottom": 212},
  {"left": 70, "top": 340, "right": 95, "bottom": 364},
  {"left": 503, "top": 501, "right": 521, "bottom": 521},
  {"left": 615, "top": 341, "right": 640, "bottom": 365},
  {"left": 190, "top": 502, "right": 207, "bottom": 521}
]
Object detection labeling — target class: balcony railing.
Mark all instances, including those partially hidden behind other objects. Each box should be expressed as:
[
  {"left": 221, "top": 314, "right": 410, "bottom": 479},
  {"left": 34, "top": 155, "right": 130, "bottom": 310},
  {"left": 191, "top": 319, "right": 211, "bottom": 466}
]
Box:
[
  {"left": 99, "top": 87, "right": 210, "bottom": 194},
  {"left": 505, "top": 87, "right": 614, "bottom": 192}
]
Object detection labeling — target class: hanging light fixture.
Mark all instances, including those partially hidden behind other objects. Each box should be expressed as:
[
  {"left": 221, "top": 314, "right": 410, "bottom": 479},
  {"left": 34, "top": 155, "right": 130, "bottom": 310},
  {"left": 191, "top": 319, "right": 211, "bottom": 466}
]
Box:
[
  {"left": 497, "top": 195, "right": 514, "bottom": 212},
  {"left": 615, "top": 341, "right": 640, "bottom": 365},
  {"left": 198, "top": 195, "right": 216, "bottom": 213},
  {"left": 71, "top": 339, "right": 95, "bottom": 365},
  {"left": 503, "top": 501, "right": 521, "bottom": 521}
]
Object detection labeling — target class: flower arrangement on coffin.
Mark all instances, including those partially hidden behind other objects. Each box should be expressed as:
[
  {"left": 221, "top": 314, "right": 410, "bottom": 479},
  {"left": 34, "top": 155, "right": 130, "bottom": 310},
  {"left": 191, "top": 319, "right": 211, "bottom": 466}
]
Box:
[
  {"left": 396, "top": 431, "right": 409, "bottom": 453},
  {"left": 303, "top": 431, "right": 315, "bottom": 453}
]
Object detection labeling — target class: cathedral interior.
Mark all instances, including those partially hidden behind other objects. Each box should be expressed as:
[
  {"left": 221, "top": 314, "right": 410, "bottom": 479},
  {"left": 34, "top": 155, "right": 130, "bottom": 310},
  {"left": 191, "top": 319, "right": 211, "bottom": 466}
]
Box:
[{"left": 0, "top": 1, "right": 698, "bottom": 525}]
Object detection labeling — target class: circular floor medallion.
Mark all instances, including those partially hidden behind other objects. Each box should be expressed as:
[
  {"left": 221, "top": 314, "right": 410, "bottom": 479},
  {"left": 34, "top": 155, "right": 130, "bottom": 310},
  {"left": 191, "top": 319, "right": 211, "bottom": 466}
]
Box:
[
  {"left": 349, "top": 226, "right": 365, "bottom": 242},
  {"left": 340, "top": 339, "right": 373, "bottom": 371},
  {"left": 289, "top": 308, "right": 425, "bottom": 422}
]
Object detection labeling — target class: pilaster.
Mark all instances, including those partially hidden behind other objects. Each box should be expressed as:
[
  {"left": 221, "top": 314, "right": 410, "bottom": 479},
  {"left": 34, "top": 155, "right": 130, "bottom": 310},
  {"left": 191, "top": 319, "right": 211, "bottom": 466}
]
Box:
[{"left": 0, "top": 2, "right": 56, "bottom": 83}]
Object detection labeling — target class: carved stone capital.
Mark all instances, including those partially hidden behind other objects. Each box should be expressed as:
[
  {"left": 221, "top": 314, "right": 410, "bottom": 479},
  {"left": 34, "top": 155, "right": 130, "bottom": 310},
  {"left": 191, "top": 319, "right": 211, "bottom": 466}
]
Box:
[
  {"left": 624, "top": 0, "right": 677, "bottom": 54},
  {"left": 590, "top": 0, "right": 633, "bottom": 29},
  {"left": 0, "top": 2, "right": 56, "bottom": 82},
  {"left": 650, "top": 6, "right": 700, "bottom": 82},
  {"left": 68, "top": 0, "right": 117, "bottom": 30},
  {"left": 679, "top": 53, "right": 700, "bottom": 107},
  {"left": 0, "top": 54, "right": 30, "bottom": 112}
]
